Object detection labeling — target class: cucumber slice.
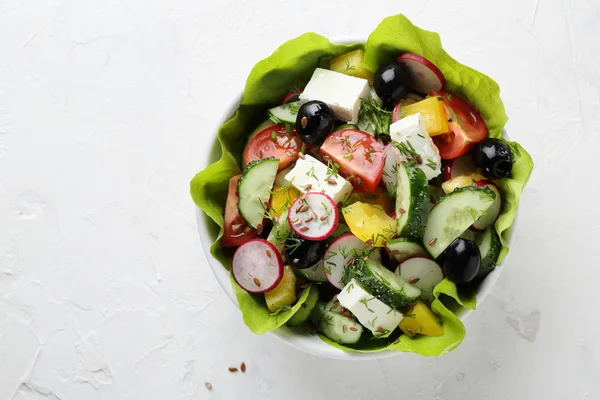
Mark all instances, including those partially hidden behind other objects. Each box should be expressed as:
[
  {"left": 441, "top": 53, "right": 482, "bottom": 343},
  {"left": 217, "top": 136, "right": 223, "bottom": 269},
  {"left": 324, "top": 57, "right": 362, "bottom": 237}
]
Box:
[
  {"left": 386, "top": 238, "right": 429, "bottom": 263},
  {"left": 268, "top": 101, "right": 304, "bottom": 125},
  {"left": 315, "top": 303, "right": 363, "bottom": 344},
  {"left": 287, "top": 285, "right": 319, "bottom": 326},
  {"left": 382, "top": 143, "right": 400, "bottom": 198},
  {"left": 296, "top": 260, "right": 328, "bottom": 283},
  {"left": 395, "top": 162, "right": 430, "bottom": 240},
  {"left": 475, "top": 226, "right": 501, "bottom": 280},
  {"left": 347, "top": 258, "right": 421, "bottom": 308},
  {"left": 237, "top": 158, "right": 279, "bottom": 228},
  {"left": 423, "top": 186, "right": 496, "bottom": 259},
  {"left": 266, "top": 209, "right": 291, "bottom": 255}
]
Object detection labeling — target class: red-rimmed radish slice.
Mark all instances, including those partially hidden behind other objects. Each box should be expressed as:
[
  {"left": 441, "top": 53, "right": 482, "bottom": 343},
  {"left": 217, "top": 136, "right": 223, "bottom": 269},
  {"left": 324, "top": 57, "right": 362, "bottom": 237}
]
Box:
[
  {"left": 280, "top": 89, "right": 303, "bottom": 105},
  {"left": 323, "top": 233, "right": 381, "bottom": 289},
  {"left": 232, "top": 239, "right": 284, "bottom": 294},
  {"left": 395, "top": 257, "right": 444, "bottom": 301},
  {"left": 443, "top": 155, "right": 476, "bottom": 181},
  {"left": 397, "top": 53, "right": 445, "bottom": 94},
  {"left": 470, "top": 181, "right": 502, "bottom": 231},
  {"left": 288, "top": 192, "right": 338, "bottom": 240}
]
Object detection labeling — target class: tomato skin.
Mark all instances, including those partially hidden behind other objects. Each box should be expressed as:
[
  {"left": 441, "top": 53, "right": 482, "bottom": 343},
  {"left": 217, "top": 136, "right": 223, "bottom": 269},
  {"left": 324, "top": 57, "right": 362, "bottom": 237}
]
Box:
[
  {"left": 222, "top": 175, "right": 257, "bottom": 247},
  {"left": 429, "top": 90, "right": 487, "bottom": 160},
  {"left": 243, "top": 124, "right": 302, "bottom": 170},
  {"left": 320, "top": 129, "right": 384, "bottom": 193}
]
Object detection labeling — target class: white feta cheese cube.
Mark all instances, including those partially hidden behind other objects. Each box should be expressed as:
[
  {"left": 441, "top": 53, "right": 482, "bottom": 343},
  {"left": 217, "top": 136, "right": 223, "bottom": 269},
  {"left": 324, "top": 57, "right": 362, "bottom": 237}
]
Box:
[
  {"left": 299, "top": 68, "right": 371, "bottom": 124},
  {"left": 389, "top": 113, "right": 442, "bottom": 181},
  {"left": 338, "top": 279, "right": 403, "bottom": 338},
  {"left": 284, "top": 155, "right": 353, "bottom": 204}
]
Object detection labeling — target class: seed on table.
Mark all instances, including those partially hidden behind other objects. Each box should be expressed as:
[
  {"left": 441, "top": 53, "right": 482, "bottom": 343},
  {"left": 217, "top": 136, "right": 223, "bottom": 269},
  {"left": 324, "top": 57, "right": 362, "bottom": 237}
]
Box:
[
  {"left": 241, "top": 362, "right": 246, "bottom": 373},
  {"left": 229, "top": 367, "right": 238, "bottom": 373},
  {"left": 205, "top": 382, "right": 213, "bottom": 390}
]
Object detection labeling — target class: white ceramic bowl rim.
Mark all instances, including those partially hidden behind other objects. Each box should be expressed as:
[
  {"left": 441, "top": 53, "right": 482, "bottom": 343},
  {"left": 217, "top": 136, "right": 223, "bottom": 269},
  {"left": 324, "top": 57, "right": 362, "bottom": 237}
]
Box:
[{"left": 195, "top": 37, "right": 511, "bottom": 360}]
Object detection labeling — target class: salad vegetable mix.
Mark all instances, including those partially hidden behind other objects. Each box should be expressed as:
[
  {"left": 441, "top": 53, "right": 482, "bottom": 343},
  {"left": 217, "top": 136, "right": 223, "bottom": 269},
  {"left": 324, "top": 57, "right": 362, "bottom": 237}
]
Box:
[{"left": 190, "top": 15, "right": 533, "bottom": 355}]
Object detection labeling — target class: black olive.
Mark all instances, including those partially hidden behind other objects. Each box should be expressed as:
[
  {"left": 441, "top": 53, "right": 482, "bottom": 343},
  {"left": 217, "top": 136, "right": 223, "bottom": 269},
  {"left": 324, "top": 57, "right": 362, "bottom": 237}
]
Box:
[
  {"left": 472, "top": 138, "right": 514, "bottom": 179},
  {"left": 437, "top": 238, "right": 480, "bottom": 284},
  {"left": 284, "top": 235, "right": 327, "bottom": 269},
  {"left": 295, "top": 100, "right": 334, "bottom": 145},
  {"left": 373, "top": 63, "right": 412, "bottom": 109}
]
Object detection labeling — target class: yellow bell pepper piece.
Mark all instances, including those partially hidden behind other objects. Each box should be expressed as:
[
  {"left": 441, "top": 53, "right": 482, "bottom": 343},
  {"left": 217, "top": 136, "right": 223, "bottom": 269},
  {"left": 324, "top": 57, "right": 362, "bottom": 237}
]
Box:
[
  {"left": 399, "top": 301, "right": 444, "bottom": 337},
  {"left": 269, "top": 184, "right": 300, "bottom": 217},
  {"left": 329, "top": 49, "right": 374, "bottom": 84},
  {"left": 346, "top": 186, "right": 394, "bottom": 215},
  {"left": 342, "top": 202, "right": 396, "bottom": 247},
  {"left": 398, "top": 96, "right": 449, "bottom": 136},
  {"left": 265, "top": 265, "right": 297, "bottom": 312},
  {"left": 441, "top": 172, "right": 488, "bottom": 194}
]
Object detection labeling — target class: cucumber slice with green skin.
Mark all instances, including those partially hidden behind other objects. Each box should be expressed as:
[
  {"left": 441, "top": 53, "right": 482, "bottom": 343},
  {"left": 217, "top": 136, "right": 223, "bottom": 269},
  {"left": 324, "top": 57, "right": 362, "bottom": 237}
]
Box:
[
  {"left": 423, "top": 186, "right": 496, "bottom": 259},
  {"left": 266, "top": 209, "right": 291, "bottom": 255},
  {"left": 475, "top": 226, "right": 501, "bottom": 280},
  {"left": 317, "top": 304, "right": 363, "bottom": 344},
  {"left": 310, "top": 302, "right": 325, "bottom": 324},
  {"left": 386, "top": 238, "right": 429, "bottom": 263},
  {"left": 296, "top": 260, "right": 328, "bottom": 283},
  {"left": 395, "top": 162, "right": 430, "bottom": 240},
  {"left": 287, "top": 285, "right": 319, "bottom": 326},
  {"left": 347, "top": 258, "right": 421, "bottom": 308},
  {"left": 268, "top": 101, "right": 304, "bottom": 125},
  {"left": 470, "top": 181, "right": 502, "bottom": 231},
  {"left": 237, "top": 158, "right": 280, "bottom": 229}
]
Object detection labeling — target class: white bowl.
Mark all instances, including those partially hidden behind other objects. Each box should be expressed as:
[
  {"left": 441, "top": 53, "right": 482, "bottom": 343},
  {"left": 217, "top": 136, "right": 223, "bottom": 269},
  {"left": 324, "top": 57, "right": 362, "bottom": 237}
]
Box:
[{"left": 195, "top": 38, "right": 509, "bottom": 360}]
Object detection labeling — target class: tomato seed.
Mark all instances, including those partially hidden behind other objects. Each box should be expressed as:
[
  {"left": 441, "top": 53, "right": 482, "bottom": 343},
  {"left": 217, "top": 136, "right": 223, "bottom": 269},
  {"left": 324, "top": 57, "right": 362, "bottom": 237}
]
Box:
[
  {"left": 253, "top": 277, "right": 261, "bottom": 287},
  {"left": 232, "top": 223, "right": 243, "bottom": 233},
  {"left": 243, "top": 226, "right": 251, "bottom": 234}
]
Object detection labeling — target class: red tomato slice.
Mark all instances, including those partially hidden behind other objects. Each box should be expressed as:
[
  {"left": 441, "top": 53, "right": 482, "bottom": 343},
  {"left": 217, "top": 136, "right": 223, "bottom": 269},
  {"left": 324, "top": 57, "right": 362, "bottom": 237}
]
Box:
[
  {"left": 429, "top": 90, "right": 488, "bottom": 160},
  {"left": 222, "top": 175, "right": 258, "bottom": 247},
  {"left": 243, "top": 124, "right": 302, "bottom": 170},
  {"left": 320, "top": 129, "right": 384, "bottom": 193}
]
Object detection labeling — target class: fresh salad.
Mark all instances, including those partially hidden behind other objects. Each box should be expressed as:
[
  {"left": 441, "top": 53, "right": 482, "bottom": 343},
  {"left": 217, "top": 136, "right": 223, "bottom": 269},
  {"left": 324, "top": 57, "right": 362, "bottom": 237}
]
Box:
[{"left": 191, "top": 15, "right": 533, "bottom": 355}]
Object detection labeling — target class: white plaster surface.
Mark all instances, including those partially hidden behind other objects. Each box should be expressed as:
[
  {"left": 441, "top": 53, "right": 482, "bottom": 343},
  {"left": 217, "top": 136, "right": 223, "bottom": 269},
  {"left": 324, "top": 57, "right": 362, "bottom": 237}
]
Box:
[{"left": 1, "top": 0, "right": 599, "bottom": 399}]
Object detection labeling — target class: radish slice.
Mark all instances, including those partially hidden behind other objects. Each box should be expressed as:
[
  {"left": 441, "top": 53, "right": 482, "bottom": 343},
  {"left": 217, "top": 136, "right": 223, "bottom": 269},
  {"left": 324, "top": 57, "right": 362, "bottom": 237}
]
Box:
[
  {"left": 323, "top": 233, "right": 381, "bottom": 289},
  {"left": 443, "top": 155, "right": 476, "bottom": 181},
  {"left": 397, "top": 53, "right": 445, "bottom": 94},
  {"left": 396, "top": 257, "right": 444, "bottom": 301},
  {"left": 288, "top": 192, "right": 338, "bottom": 240},
  {"left": 382, "top": 143, "right": 400, "bottom": 197},
  {"left": 471, "top": 181, "right": 502, "bottom": 231},
  {"left": 232, "top": 239, "right": 284, "bottom": 294}
]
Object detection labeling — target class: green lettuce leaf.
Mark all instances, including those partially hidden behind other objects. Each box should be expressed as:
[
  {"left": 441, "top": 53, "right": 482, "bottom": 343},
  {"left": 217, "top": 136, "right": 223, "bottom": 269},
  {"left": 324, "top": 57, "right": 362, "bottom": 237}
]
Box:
[
  {"left": 233, "top": 276, "right": 312, "bottom": 334},
  {"left": 190, "top": 14, "right": 533, "bottom": 355}
]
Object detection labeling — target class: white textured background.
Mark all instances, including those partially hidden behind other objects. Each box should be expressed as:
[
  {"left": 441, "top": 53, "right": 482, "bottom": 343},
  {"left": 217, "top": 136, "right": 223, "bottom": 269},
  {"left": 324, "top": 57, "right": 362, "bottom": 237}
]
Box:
[{"left": 1, "top": 0, "right": 599, "bottom": 399}]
